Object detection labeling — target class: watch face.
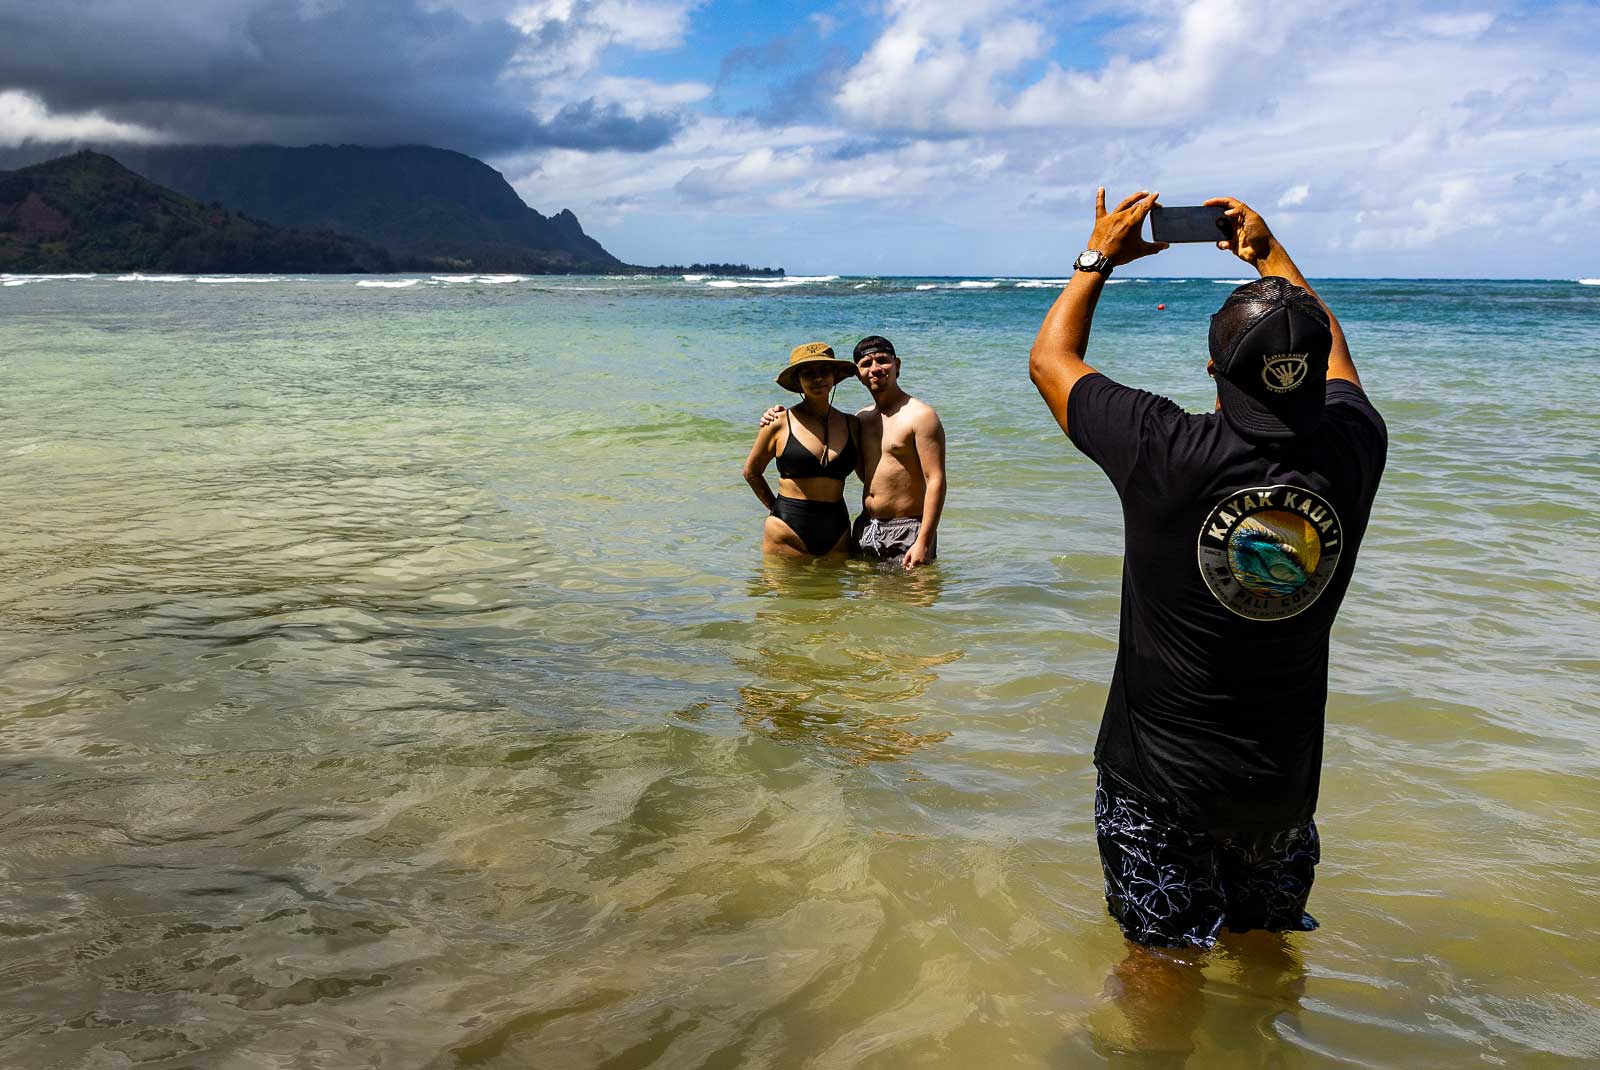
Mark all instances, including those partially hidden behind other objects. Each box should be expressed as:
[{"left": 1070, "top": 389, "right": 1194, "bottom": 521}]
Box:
[{"left": 1077, "top": 251, "right": 1105, "bottom": 270}]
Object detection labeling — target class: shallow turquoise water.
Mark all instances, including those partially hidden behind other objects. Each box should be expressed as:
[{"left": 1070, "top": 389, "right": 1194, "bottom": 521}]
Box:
[{"left": 1, "top": 272, "right": 1598, "bottom": 1068}]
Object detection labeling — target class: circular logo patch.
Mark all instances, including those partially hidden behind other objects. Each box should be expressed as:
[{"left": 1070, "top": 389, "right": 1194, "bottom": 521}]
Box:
[{"left": 1196, "top": 484, "right": 1343, "bottom": 620}]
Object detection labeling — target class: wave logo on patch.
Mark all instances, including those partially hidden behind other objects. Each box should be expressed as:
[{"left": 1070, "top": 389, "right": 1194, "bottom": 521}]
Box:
[
  {"left": 1196, "top": 484, "right": 1342, "bottom": 621},
  {"left": 1261, "top": 352, "right": 1310, "bottom": 393}
]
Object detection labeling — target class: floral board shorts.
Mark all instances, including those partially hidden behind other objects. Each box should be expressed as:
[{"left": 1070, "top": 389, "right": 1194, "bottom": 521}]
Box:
[{"left": 1093, "top": 771, "right": 1320, "bottom": 949}]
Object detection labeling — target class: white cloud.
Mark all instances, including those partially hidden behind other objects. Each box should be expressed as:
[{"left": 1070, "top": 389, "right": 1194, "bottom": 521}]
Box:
[
  {"left": 505, "top": 117, "right": 841, "bottom": 214},
  {"left": 1345, "top": 177, "right": 1498, "bottom": 251},
  {"left": 677, "top": 145, "right": 819, "bottom": 201},
  {"left": 591, "top": 76, "right": 711, "bottom": 111},
  {"left": 491, "top": 0, "right": 1600, "bottom": 274},
  {"left": 833, "top": 0, "right": 1358, "bottom": 133},
  {"left": 495, "top": 0, "right": 711, "bottom": 131},
  {"left": 1015, "top": 0, "right": 1316, "bottom": 127},
  {"left": 834, "top": 0, "right": 1049, "bottom": 131},
  {"left": 508, "top": 0, "right": 702, "bottom": 79},
  {"left": 1413, "top": 12, "right": 1495, "bottom": 40},
  {"left": 0, "top": 90, "right": 171, "bottom": 147}
]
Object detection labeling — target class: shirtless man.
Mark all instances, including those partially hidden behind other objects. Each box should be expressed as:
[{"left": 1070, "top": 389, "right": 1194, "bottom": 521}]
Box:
[{"left": 763, "top": 335, "right": 947, "bottom": 569}]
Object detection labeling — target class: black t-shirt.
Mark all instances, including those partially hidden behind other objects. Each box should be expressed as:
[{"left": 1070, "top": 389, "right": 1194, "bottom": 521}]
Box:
[{"left": 1068, "top": 374, "right": 1387, "bottom": 835}]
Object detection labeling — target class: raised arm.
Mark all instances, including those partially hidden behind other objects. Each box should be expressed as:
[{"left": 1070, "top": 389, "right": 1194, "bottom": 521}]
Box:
[
  {"left": 1030, "top": 189, "right": 1166, "bottom": 436},
  {"left": 742, "top": 421, "right": 782, "bottom": 512},
  {"left": 1204, "top": 196, "right": 1359, "bottom": 388}
]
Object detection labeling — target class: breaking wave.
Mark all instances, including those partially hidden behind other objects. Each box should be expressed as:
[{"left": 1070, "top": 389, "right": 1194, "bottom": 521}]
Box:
[
  {"left": 1, "top": 273, "right": 97, "bottom": 286},
  {"left": 705, "top": 275, "right": 839, "bottom": 289},
  {"left": 430, "top": 274, "right": 531, "bottom": 285}
]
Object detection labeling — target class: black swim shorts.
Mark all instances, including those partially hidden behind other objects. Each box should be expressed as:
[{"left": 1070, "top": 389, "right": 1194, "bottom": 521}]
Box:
[{"left": 1093, "top": 771, "right": 1320, "bottom": 950}]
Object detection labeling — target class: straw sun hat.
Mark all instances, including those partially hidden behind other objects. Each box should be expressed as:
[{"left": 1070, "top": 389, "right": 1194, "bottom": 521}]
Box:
[{"left": 775, "top": 342, "right": 859, "bottom": 393}]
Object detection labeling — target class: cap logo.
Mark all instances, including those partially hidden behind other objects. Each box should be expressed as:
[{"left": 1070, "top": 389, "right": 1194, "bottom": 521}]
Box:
[{"left": 1261, "top": 353, "right": 1309, "bottom": 393}]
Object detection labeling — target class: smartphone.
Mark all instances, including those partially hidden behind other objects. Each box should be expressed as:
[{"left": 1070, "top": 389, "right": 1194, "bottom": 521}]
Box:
[{"left": 1150, "top": 205, "right": 1228, "bottom": 244}]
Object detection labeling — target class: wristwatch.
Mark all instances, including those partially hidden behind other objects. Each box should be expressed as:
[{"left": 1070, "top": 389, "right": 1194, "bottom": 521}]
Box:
[{"left": 1074, "top": 249, "right": 1113, "bottom": 275}]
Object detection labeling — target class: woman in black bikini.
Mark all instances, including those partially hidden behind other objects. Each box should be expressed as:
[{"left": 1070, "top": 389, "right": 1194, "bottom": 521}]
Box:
[{"left": 743, "top": 342, "right": 861, "bottom": 557}]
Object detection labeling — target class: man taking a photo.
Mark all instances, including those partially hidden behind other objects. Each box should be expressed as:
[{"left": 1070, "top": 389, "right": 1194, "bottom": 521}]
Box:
[{"left": 1030, "top": 190, "right": 1387, "bottom": 951}]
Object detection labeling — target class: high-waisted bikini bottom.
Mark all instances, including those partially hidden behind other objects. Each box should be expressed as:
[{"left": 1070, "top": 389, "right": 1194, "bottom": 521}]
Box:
[{"left": 771, "top": 495, "right": 849, "bottom": 555}]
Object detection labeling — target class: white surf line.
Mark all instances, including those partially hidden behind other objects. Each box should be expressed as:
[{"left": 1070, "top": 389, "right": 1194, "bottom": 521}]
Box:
[
  {"left": 914, "top": 280, "right": 1006, "bottom": 291},
  {"left": 704, "top": 275, "right": 838, "bottom": 289}
]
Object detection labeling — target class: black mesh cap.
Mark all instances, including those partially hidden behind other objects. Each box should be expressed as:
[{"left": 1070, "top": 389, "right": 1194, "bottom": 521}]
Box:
[
  {"left": 852, "top": 335, "right": 896, "bottom": 362},
  {"left": 1209, "top": 278, "right": 1333, "bottom": 440}
]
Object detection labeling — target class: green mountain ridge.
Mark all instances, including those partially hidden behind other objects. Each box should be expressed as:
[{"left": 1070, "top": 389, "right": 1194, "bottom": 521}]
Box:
[
  {"left": 105, "top": 144, "right": 622, "bottom": 273},
  {"left": 0, "top": 152, "right": 393, "bottom": 274},
  {"left": 0, "top": 143, "right": 783, "bottom": 276}
]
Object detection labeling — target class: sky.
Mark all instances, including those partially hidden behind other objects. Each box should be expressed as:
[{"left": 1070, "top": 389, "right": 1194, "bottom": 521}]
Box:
[{"left": 1, "top": 0, "right": 1596, "bottom": 277}]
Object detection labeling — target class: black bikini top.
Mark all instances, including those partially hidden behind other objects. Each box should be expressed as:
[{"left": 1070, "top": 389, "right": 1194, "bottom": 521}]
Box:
[{"left": 776, "top": 410, "right": 857, "bottom": 481}]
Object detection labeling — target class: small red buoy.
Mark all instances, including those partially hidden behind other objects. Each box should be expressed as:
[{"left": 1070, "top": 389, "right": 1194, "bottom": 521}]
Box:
[{"left": 1156, "top": 303, "right": 1166, "bottom": 310}]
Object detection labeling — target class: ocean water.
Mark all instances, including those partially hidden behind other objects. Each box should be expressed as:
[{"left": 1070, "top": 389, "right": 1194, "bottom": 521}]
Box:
[{"left": 1, "top": 272, "right": 1597, "bottom": 1069}]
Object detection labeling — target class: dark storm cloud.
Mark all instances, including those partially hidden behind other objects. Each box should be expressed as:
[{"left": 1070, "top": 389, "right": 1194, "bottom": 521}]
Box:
[
  {"left": 0, "top": 0, "right": 682, "bottom": 154},
  {"left": 541, "top": 99, "right": 683, "bottom": 152}
]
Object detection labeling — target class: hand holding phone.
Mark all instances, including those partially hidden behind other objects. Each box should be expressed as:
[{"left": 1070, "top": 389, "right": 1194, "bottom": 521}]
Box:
[
  {"left": 1085, "top": 188, "right": 1167, "bottom": 269},
  {"left": 1203, "top": 197, "right": 1277, "bottom": 266},
  {"left": 1149, "top": 205, "right": 1229, "bottom": 244}
]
